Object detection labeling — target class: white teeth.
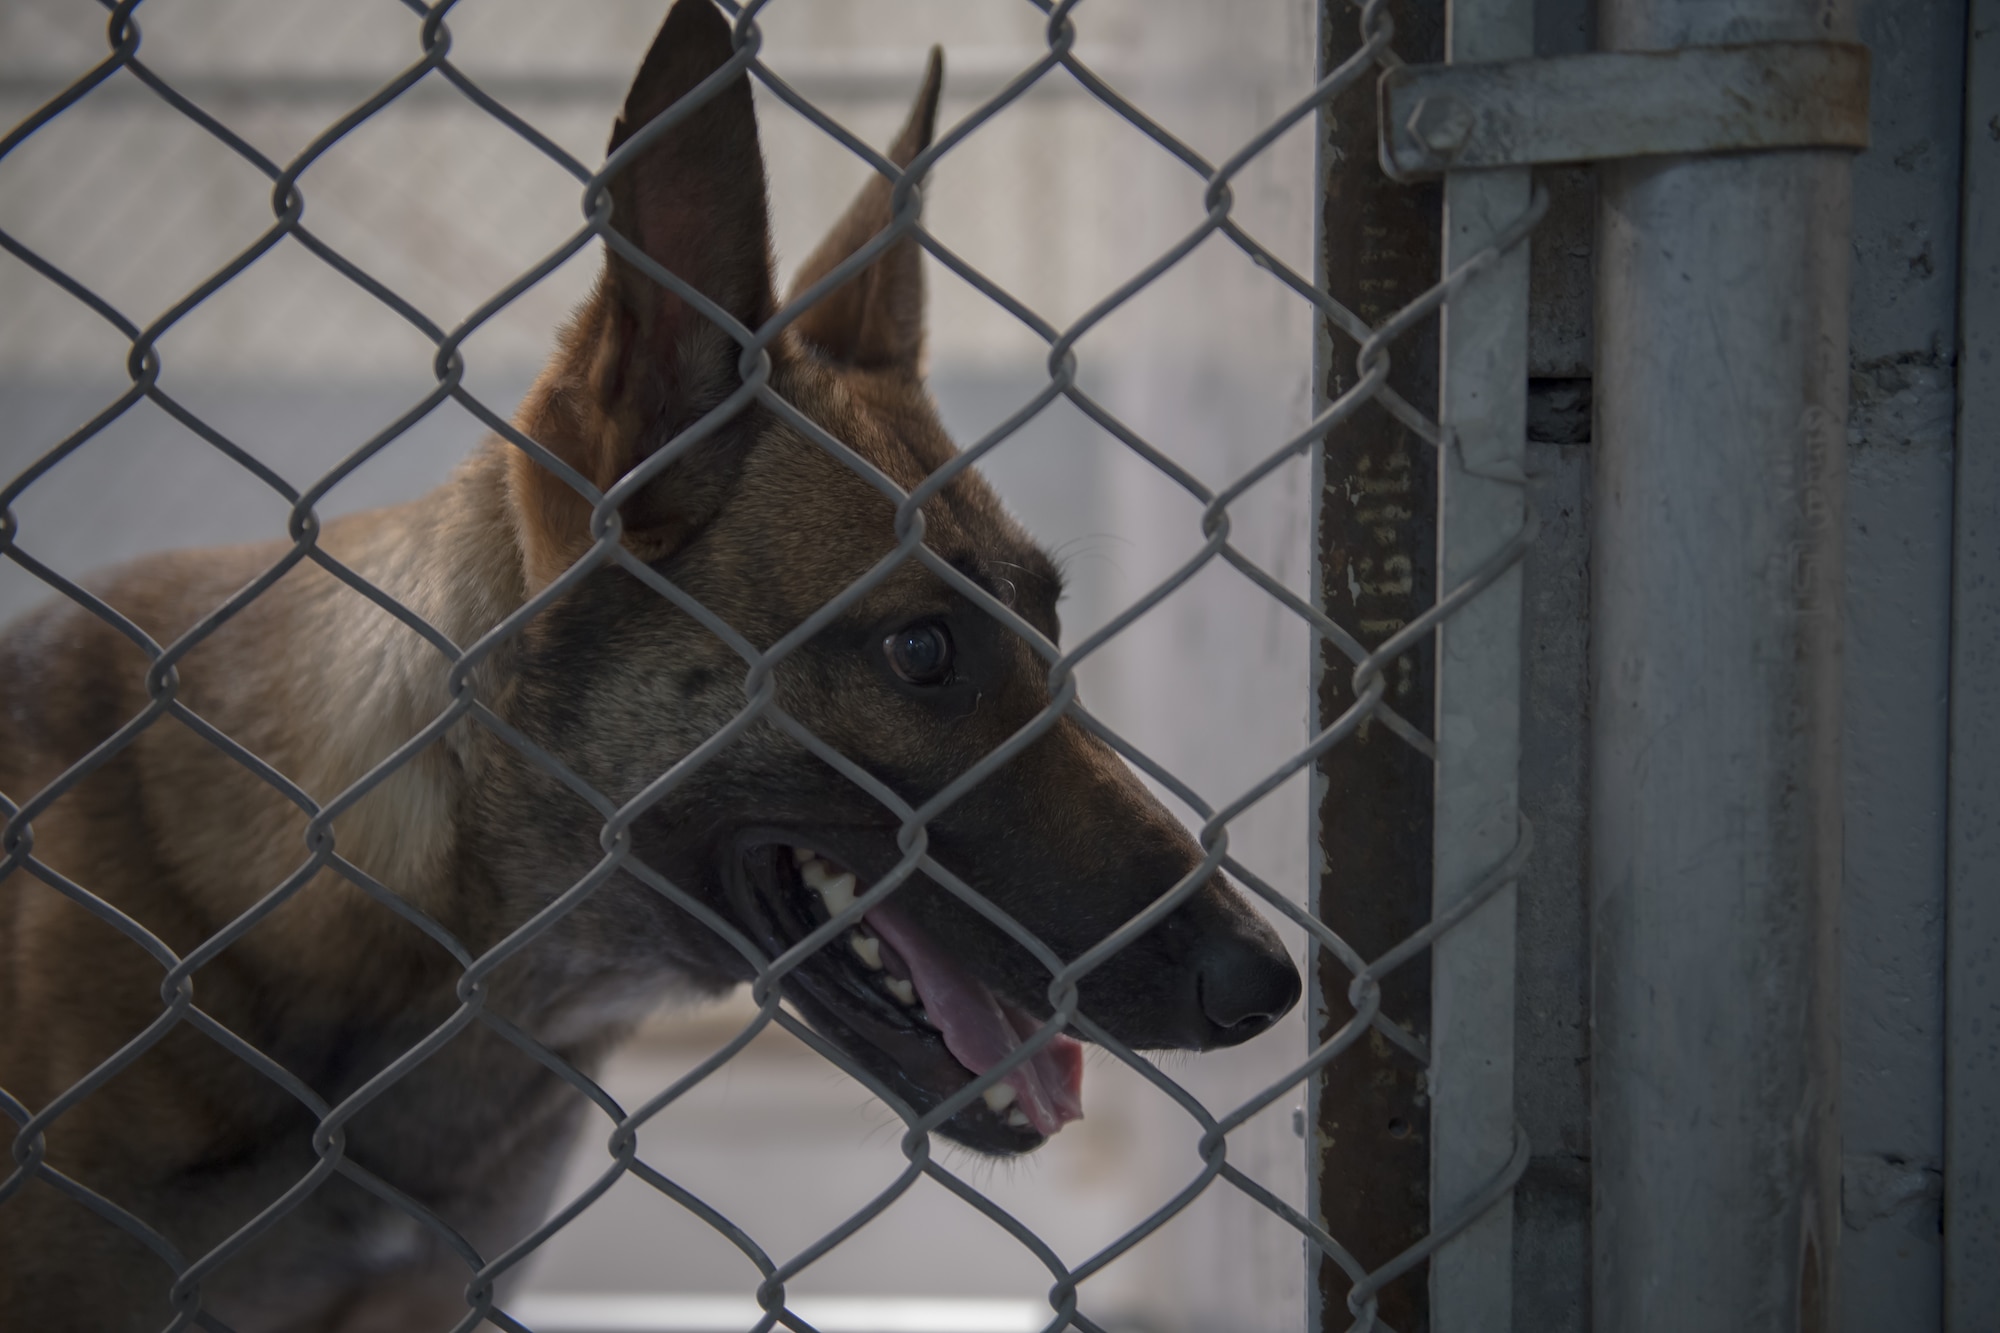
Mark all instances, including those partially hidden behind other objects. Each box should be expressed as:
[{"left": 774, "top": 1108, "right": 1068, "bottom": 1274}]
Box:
[
  {"left": 982, "top": 1083, "right": 1018, "bottom": 1113},
  {"left": 800, "top": 855, "right": 858, "bottom": 916},
  {"left": 820, "top": 872, "right": 856, "bottom": 916},
  {"left": 1005, "top": 1108, "right": 1032, "bottom": 1129},
  {"left": 792, "top": 852, "right": 905, "bottom": 994}
]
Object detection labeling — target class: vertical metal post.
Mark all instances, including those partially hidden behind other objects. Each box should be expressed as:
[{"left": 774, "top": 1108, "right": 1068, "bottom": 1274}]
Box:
[
  {"left": 1429, "top": 0, "right": 1535, "bottom": 1325},
  {"left": 1946, "top": 0, "right": 2000, "bottom": 1323},
  {"left": 1591, "top": 0, "right": 1852, "bottom": 1328},
  {"left": 1311, "top": 1, "right": 1444, "bottom": 1327}
]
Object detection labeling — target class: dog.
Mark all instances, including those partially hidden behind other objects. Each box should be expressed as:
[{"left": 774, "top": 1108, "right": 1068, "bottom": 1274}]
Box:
[{"left": 0, "top": 1, "right": 1301, "bottom": 1327}]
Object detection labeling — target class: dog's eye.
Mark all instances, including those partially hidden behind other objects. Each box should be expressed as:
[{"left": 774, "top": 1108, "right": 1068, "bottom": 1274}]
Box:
[{"left": 884, "top": 623, "right": 954, "bottom": 686}]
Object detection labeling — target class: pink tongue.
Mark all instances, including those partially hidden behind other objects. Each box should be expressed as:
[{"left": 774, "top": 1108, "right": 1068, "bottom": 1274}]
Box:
[{"left": 865, "top": 906, "right": 1084, "bottom": 1136}]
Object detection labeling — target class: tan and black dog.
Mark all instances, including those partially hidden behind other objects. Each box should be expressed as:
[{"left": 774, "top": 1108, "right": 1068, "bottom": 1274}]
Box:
[{"left": 0, "top": 2, "right": 1299, "bottom": 1327}]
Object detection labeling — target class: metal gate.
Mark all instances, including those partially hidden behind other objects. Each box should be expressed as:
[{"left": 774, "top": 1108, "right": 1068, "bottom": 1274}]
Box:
[
  {"left": 1313, "top": 0, "right": 1867, "bottom": 1326},
  {"left": 1313, "top": 0, "right": 1996, "bottom": 1329}
]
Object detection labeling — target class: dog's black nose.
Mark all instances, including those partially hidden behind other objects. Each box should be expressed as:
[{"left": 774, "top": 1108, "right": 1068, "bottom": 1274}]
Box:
[{"left": 1190, "top": 929, "right": 1301, "bottom": 1047}]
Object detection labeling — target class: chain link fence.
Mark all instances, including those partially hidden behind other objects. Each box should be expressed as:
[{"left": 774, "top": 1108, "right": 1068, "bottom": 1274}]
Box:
[{"left": 0, "top": 0, "right": 1544, "bottom": 1329}]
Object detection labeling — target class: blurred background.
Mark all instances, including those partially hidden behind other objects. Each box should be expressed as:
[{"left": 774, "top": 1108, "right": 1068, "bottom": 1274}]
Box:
[{"left": 0, "top": 2, "right": 1320, "bottom": 1328}]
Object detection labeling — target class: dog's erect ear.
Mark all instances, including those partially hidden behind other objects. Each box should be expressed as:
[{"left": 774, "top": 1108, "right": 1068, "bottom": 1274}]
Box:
[
  {"left": 786, "top": 49, "right": 943, "bottom": 376},
  {"left": 511, "top": 0, "right": 778, "bottom": 586}
]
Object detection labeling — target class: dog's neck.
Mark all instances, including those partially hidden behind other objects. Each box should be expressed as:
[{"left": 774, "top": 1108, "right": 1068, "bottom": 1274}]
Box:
[{"left": 291, "top": 441, "right": 529, "bottom": 926}]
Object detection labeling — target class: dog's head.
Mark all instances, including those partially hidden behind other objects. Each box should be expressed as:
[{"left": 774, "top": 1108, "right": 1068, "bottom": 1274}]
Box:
[{"left": 497, "top": 0, "right": 1298, "bottom": 1155}]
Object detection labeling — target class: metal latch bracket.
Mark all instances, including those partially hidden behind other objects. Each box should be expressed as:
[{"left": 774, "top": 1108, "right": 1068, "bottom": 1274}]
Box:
[{"left": 1380, "top": 41, "right": 1870, "bottom": 178}]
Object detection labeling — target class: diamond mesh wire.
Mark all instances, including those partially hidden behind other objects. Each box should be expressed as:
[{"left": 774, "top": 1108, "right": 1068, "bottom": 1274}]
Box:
[{"left": 0, "top": 0, "right": 1544, "bottom": 1329}]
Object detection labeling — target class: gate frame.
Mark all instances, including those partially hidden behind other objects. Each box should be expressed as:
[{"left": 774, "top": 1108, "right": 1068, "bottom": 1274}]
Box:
[{"left": 1312, "top": 0, "right": 1863, "bottom": 1325}]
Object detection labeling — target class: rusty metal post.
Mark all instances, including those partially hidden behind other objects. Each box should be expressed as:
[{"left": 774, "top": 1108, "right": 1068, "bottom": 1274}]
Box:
[{"left": 1309, "top": 3, "right": 1443, "bottom": 1329}]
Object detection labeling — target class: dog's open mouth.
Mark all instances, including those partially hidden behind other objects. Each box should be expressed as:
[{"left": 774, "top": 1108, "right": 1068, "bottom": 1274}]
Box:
[{"left": 726, "top": 836, "right": 1084, "bottom": 1154}]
